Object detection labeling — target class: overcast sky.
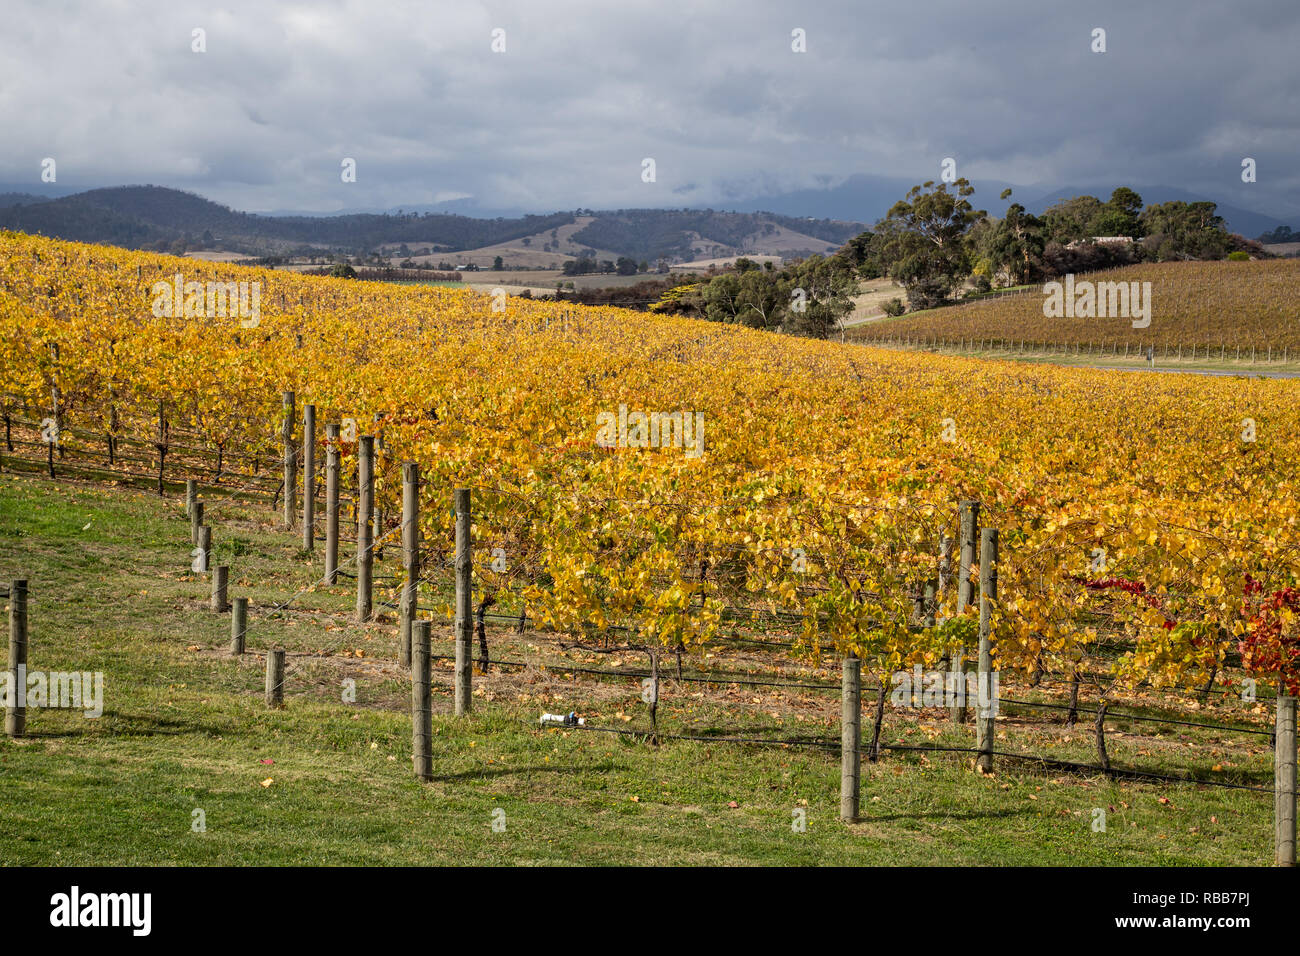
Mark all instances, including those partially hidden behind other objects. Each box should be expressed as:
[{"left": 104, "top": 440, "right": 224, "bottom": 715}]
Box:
[{"left": 2, "top": 0, "right": 1297, "bottom": 219}]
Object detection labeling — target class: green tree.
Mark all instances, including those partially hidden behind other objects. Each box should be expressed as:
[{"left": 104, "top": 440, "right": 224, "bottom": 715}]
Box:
[
  {"left": 1089, "top": 187, "right": 1144, "bottom": 238},
  {"left": 701, "top": 269, "right": 783, "bottom": 330},
  {"left": 1042, "top": 195, "right": 1104, "bottom": 245},
  {"left": 1139, "top": 201, "right": 1231, "bottom": 259},
  {"left": 871, "top": 179, "right": 982, "bottom": 310},
  {"left": 780, "top": 255, "right": 856, "bottom": 336},
  {"left": 988, "top": 202, "right": 1046, "bottom": 284},
  {"left": 838, "top": 230, "right": 878, "bottom": 277}
]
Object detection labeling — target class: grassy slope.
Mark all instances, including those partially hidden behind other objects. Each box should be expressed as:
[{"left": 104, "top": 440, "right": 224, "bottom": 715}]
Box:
[{"left": 0, "top": 474, "right": 1275, "bottom": 866}]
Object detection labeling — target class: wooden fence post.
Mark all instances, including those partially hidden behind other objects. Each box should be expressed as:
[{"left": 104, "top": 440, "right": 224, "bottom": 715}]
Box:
[
  {"left": 5, "top": 580, "right": 28, "bottom": 737},
  {"left": 265, "top": 649, "right": 285, "bottom": 708},
  {"left": 952, "top": 500, "right": 980, "bottom": 723},
  {"left": 1277, "top": 694, "right": 1297, "bottom": 866},
  {"left": 454, "top": 487, "right": 473, "bottom": 716},
  {"left": 191, "top": 500, "right": 204, "bottom": 546},
  {"left": 372, "top": 414, "right": 386, "bottom": 563},
  {"left": 957, "top": 500, "right": 980, "bottom": 609},
  {"left": 211, "top": 565, "right": 229, "bottom": 612},
  {"left": 1095, "top": 701, "right": 1111, "bottom": 770},
  {"left": 355, "top": 436, "right": 374, "bottom": 621},
  {"left": 938, "top": 534, "right": 952, "bottom": 599},
  {"left": 400, "top": 461, "right": 420, "bottom": 668},
  {"left": 186, "top": 479, "right": 197, "bottom": 518},
  {"left": 841, "top": 654, "right": 861, "bottom": 823},
  {"left": 976, "top": 528, "right": 998, "bottom": 773},
  {"left": 155, "top": 400, "right": 166, "bottom": 495},
  {"left": 412, "top": 619, "right": 433, "bottom": 781},
  {"left": 282, "top": 391, "right": 296, "bottom": 529},
  {"left": 197, "top": 525, "right": 212, "bottom": 574},
  {"left": 325, "top": 423, "right": 340, "bottom": 584},
  {"left": 302, "top": 403, "right": 315, "bottom": 551},
  {"left": 231, "top": 596, "right": 247, "bottom": 655}
]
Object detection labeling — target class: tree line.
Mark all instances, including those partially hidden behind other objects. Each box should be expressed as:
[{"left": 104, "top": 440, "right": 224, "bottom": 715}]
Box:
[{"left": 647, "top": 183, "right": 1266, "bottom": 334}]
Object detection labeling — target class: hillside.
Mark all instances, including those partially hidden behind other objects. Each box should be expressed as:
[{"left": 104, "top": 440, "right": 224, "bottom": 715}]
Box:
[
  {"left": 849, "top": 260, "right": 1300, "bottom": 350},
  {"left": 0, "top": 186, "right": 575, "bottom": 258},
  {"left": 2, "top": 231, "right": 1298, "bottom": 867},
  {"left": 562, "top": 208, "right": 859, "bottom": 262},
  {"left": 0, "top": 185, "right": 864, "bottom": 265}
]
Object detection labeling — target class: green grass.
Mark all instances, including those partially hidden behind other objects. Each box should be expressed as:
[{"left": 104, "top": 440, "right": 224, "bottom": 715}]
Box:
[{"left": 0, "top": 473, "right": 1276, "bottom": 865}]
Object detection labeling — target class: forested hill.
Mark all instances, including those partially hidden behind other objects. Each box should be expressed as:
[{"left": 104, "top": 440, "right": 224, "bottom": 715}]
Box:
[{"left": 0, "top": 185, "right": 864, "bottom": 262}]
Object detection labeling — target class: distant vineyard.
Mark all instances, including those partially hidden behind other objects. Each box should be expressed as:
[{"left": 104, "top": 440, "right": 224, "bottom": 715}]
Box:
[
  {"left": 301, "top": 266, "right": 462, "bottom": 282},
  {"left": 2, "top": 231, "right": 1300, "bottom": 701},
  {"left": 849, "top": 260, "right": 1300, "bottom": 350}
]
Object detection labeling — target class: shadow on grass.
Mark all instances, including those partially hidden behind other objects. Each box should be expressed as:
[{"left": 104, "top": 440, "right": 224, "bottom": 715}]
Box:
[
  {"left": 867, "top": 806, "right": 1034, "bottom": 824},
  {"left": 429, "top": 759, "right": 629, "bottom": 783},
  {"left": 15, "top": 711, "right": 216, "bottom": 738}
]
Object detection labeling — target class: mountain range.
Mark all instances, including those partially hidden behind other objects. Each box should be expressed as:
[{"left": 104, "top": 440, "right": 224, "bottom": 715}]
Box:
[
  {"left": 0, "top": 186, "right": 864, "bottom": 264},
  {"left": 0, "top": 176, "right": 1291, "bottom": 264}
]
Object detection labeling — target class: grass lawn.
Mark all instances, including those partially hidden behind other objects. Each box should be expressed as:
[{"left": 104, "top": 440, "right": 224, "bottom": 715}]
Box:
[{"left": 0, "top": 473, "right": 1276, "bottom": 865}]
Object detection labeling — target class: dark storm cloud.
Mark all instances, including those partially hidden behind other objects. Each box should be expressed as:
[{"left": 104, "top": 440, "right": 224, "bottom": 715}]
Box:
[{"left": 0, "top": 0, "right": 1296, "bottom": 218}]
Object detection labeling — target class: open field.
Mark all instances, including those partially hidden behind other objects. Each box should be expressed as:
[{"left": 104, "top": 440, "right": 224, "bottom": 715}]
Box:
[
  {"left": 844, "top": 276, "right": 908, "bottom": 326},
  {"left": 462, "top": 269, "right": 681, "bottom": 297},
  {"left": 849, "top": 260, "right": 1300, "bottom": 350},
  {"left": 380, "top": 215, "right": 623, "bottom": 270},
  {"left": 671, "top": 254, "right": 783, "bottom": 270},
  {"left": 0, "top": 475, "right": 1279, "bottom": 865},
  {"left": 1262, "top": 243, "right": 1300, "bottom": 257},
  {"left": 183, "top": 251, "right": 252, "bottom": 264}
]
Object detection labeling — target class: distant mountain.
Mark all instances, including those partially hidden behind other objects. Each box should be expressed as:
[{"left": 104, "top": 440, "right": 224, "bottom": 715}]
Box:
[
  {"left": 382, "top": 198, "right": 539, "bottom": 220},
  {"left": 563, "top": 209, "right": 862, "bottom": 262},
  {"left": 1, "top": 180, "right": 1282, "bottom": 265},
  {"left": 0, "top": 185, "right": 866, "bottom": 264},
  {"left": 0, "top": 185, "right": 576, "bottom": 256},
  {"left": 728, "top": 173, "right": 1020, "bottom": 223},
  {"left": 0, "top": 182, "right": 78, "bottom": 202},
  {"left": 0, "top": 192, "right": 53, "bottom": 209}
]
